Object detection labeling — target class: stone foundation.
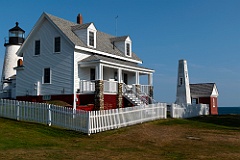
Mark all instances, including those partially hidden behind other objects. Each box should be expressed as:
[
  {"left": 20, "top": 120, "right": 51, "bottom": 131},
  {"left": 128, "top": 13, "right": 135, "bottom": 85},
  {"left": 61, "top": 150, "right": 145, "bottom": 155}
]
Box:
[
  {"left": 94, "top": 80, "right": 104, "bottom": 110},
  {"left": 117, "top": 83, "right": 123, "bottom": 108}
]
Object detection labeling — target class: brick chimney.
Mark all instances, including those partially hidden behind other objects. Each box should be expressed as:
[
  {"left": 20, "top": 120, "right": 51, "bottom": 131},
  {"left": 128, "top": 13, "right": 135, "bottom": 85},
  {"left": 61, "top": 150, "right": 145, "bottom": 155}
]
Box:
[{"left": 77, "top": 14, "right": 83, "bottom": 24}]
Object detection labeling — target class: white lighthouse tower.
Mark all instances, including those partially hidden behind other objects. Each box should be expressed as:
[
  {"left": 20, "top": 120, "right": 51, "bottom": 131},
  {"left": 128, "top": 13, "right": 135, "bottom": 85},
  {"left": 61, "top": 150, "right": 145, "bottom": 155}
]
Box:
[
  {"left": 176, "top": 59, "right": 191, "bottom": 104},
  {"left": 1, "top": 22, "right": 25, "bottom": 98}
]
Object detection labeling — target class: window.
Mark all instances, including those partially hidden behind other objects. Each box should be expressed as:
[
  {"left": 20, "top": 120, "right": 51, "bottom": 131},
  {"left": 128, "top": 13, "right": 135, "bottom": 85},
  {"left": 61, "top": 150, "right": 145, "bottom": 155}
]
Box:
[
  {"left": 54, "top": 37, "right": 61, "bottom": 52},
  {"left": 192, "top": 98, "right": 198, "bottom": 104},
  {"left": 35, "top": 40, "right": 40, "bottom": 55},
  {"left": 213, "top": 98, "right": 215, "bottom": 107},
  {"left": 126, "top": 43, "right": 130, "bottom": 56},
  {"left": 179, "top": 77, "right": 183, "bottom": 86},
  {"left": 17, "top": 59, "right": 23, "bottom": 67},
  {"left": 89, "top": 31, "right": 94, "bottom": 47},
  {"left": 90, "top": 68, "right": 95, "bottom": 80},
  {"left": 43, "top": 68, "right": 51, "bottom": 84}
]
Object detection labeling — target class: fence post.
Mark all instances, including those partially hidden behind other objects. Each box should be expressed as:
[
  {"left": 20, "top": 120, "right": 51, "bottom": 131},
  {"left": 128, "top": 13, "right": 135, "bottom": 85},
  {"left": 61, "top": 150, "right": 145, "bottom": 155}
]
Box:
[
  {"left": 48, "top": 104, "right": 52, "bottom": 126},
  {"left": 162, "top": 103, "right": 165, "bottom": 119},
  {"left": 3, "top": 99, "right": 6, "bottom": 117},
  {"left": 170, "top": 104, "right": 174, "bottom": 118},
  {"left": 87, "top": 111, "right": 91, "bottom": 136},
  {"left": 16, "top": 101, "right": 20, "bottom": 121},
  {"left": 116, "top": 108, "right": 121, "bottom": 128}
]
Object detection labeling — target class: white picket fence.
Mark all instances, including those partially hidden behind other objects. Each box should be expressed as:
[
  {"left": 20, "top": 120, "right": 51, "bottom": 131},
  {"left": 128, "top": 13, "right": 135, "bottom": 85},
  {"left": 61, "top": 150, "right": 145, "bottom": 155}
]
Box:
[
  {"left": 170, "top": 103, "right": 209, "bottom": 118},
  {"left": 0, "top": 99, "right": 167, "bottom": 135}
]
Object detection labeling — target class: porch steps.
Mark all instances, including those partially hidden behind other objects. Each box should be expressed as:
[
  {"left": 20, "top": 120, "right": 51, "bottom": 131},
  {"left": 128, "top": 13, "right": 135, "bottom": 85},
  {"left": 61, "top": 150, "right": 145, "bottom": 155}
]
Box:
[{"left": 124, "top": 93, "right": 142, "bottom": 106}]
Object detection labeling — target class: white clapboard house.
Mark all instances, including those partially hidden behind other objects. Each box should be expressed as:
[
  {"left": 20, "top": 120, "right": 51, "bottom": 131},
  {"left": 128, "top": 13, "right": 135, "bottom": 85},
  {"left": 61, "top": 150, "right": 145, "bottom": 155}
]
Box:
[{"left": 12, "top": 12, "right": 154, "bottom": 110}]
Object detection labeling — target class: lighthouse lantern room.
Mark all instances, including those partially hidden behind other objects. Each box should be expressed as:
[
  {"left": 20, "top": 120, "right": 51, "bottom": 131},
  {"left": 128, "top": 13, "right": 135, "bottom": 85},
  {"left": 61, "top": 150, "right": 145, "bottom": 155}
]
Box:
[{"left": 5, "top": 22, "right": 25, "bottom": 46}]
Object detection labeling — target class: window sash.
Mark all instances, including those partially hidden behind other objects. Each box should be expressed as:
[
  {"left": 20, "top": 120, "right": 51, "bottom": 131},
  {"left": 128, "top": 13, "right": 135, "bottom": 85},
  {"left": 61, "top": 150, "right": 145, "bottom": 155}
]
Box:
[
  {"left": 89, "top": 31, "right": 94, "bottom": 46},
  {"left": 35, "top": 40, "right": 40, "bottom": 55},
  {"left": 54, "top": 37, "right": 61, "bottom": 52},
  {"left": 44, "top": 68, "right": 51, "bottom": 84},
  {"left": 126, "top": 43, "right": 130, "bottom": 56}
]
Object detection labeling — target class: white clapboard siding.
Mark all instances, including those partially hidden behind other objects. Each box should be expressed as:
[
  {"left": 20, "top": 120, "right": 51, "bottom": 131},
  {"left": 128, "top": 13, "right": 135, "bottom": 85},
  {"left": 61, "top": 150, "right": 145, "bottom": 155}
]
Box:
[{"left": 16, "top": 19, "right": 75, "bottom": 96}]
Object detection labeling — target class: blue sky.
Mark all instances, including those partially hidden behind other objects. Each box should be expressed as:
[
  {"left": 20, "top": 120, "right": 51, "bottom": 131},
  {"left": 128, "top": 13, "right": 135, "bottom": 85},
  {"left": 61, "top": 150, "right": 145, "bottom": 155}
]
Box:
[{"left": 0, "top": 0, "right": 240, "bottom": 106}]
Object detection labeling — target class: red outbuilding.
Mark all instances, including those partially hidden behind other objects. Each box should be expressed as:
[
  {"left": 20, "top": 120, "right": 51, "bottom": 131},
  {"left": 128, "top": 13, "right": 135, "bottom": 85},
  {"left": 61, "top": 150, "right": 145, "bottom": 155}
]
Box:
[{"left": 190, "top": 83, "right": 219, "bottom": 115}]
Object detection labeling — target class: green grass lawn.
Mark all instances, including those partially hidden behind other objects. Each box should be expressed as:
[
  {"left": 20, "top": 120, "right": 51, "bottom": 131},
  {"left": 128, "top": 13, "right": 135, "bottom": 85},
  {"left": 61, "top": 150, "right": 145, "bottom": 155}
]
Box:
[{"left": 0, "top": 115, "right": 239, "bottom": 160}]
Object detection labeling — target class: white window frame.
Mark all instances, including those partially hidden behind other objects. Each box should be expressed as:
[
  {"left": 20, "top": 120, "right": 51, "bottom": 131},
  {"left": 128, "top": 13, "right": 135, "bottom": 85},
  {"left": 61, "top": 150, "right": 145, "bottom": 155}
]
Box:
[
  {"left": 87, "top": 29, "right": 96, "bottom": 48},
  {"left": 125, "top": 41, "right": 132, "bottom": 57},
  {"left": 213, "top": 98, "right": 215, "bottom": 107}
]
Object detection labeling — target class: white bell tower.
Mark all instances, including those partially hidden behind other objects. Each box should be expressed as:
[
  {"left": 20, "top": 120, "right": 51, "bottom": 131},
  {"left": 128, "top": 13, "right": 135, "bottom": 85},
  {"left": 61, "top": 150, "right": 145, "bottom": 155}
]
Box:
[
  {"left": 1, "top": 22, "right": 25, "bottom": 97},
  {"left": 176, "top": 59, "right": 191, "bottom": 104}
]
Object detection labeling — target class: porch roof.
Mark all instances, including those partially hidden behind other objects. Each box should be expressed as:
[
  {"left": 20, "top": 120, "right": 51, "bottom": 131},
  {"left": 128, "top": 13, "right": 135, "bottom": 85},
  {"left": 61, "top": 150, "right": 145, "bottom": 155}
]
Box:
[{"left": 80, "top": 55, "right": 154, "bottom": 72}]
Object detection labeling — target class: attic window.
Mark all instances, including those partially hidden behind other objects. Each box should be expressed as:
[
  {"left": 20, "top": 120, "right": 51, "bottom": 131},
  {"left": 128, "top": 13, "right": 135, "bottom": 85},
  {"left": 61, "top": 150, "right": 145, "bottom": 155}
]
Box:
[
  {"left": 35, "top": 40, "right": 40, "bottom": 55},
  {"left": 89, "top": 31, "right": 94, "bottom": 47},
  {"left": 54, "top": 37, "right": 61, "bottom": 52}
]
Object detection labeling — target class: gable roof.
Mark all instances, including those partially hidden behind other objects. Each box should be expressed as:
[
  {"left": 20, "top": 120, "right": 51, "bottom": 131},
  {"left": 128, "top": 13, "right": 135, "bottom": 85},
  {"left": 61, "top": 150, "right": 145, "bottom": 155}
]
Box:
[
  {"left": 190, "top": 83, "right": 219, "bottom": 97},
  {"left": 71, "top": 23, "right": 92, "bottom": 31},
  {"left": 110, "top": 36, "right": 129, "bottom": 42},
  {"left": 17, "top": 12, "right": 142, "bottom": 63}
]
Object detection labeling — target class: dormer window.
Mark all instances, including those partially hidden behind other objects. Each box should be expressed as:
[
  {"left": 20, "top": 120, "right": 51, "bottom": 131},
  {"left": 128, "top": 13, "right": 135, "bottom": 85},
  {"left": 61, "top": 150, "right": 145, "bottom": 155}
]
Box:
[
  {"left": 72, "top": 22, "right": 97, "bottom": 48},
  {"left": 125, "top": 40, "right": 132, "bottom": 57},
  {"left": 126, "top": 43, "right": 130, "bottom": 56},
  {"left": 110, "top": 36, "right": 132, "bottom": 57},
  {"left": 88, "top": 30, "right": 96, "bottom": 48},
  {"left": 89, "top": 31, "right": 94, "bottom": 47}
]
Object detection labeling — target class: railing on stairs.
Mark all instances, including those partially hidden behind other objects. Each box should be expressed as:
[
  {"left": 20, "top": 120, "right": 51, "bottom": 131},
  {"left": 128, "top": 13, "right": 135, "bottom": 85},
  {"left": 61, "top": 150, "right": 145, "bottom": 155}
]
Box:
[{"left": 122, "top": 83, "right": 156, "bottom": 106}]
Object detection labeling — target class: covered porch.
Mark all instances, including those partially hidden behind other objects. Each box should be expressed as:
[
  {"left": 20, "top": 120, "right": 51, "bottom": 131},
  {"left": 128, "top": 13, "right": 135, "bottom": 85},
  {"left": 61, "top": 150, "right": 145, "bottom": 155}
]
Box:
[{"left": 77, "top": 55, "right": 154, "bottom": 110}]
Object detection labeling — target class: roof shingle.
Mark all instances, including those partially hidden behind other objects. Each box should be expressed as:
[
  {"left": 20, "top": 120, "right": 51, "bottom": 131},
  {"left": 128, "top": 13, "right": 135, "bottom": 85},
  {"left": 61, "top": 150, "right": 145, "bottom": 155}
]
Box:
[
  {"left": 45, "top": 13, "right": 142, "bottom": 62},
  {"left": 190, "top": 83, "right": 215, "bottom": 96}
]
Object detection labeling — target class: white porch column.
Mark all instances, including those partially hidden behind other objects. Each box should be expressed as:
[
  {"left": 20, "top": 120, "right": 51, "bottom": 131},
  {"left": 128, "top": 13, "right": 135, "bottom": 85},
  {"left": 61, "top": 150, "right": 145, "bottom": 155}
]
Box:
[
  {"left": 148, "top": 73, "right": 153, "bottom": 86},
  {"left": 135, "top": 71, "right": 139, "bottom": 85},
  {"left": 118, "top": 68, "right": 122, "bottom": 83},
  {"left": 96, "top": 64, "right": 103, "bottom": 80}
]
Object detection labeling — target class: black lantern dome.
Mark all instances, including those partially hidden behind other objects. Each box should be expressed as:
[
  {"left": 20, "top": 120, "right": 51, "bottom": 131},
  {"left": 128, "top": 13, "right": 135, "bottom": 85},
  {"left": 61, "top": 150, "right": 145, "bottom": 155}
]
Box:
[{"left": 4, "top": 22, "right": 25, "bottom": 46}]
